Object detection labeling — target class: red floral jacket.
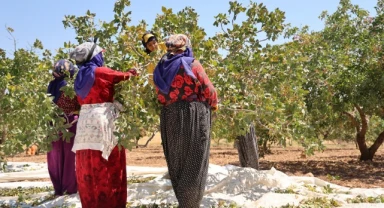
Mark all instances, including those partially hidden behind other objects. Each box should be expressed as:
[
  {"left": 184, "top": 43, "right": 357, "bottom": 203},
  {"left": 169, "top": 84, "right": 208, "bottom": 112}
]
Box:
[
  {"left": 156, "top": 60, "right": 218, "bottom": 110},
  {"left": 56, "top": 93, "right": 80, "bottom": 115}
]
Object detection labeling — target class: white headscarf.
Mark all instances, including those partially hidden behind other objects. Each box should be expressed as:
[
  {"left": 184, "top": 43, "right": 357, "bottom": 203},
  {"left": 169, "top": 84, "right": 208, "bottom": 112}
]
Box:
[{"left": 70, "top": 42, "right": 103, "bottom": 64}]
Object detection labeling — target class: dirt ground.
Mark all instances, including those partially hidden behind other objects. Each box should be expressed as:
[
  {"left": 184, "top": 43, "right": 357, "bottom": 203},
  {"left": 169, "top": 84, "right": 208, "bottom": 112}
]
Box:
[{"left": 6, "top": 136, "right": 384, "bottom": 189}]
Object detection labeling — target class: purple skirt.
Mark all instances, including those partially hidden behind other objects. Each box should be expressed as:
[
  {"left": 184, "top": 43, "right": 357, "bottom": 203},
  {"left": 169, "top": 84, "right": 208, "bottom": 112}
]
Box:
[{"left": 47, "top": 114, "right": 78, "bottom": 195}]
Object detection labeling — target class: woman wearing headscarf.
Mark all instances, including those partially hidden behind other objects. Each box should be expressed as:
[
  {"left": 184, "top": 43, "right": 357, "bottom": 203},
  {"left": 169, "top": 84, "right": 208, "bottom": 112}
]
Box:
[
  {"left": 153, "top": 34, "right": 218, "bottom": 207},
  {"left": 141, "top": 31, "right": 167, "bottom": 85},
  {"left": 47, "top": 59, "right": 79, "bottom": 196},
  {"left": 141, "top": 31, "right": 167, "bottom": 55},
  {"left": 70, "top": 41, "right": 138, "bottom": 208}
]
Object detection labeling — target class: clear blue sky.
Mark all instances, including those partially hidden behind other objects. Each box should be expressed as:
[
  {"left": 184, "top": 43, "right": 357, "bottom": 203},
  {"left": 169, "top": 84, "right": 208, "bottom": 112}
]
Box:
[{"left": 0, "top": 0, "right": 377, "bottom": 56}]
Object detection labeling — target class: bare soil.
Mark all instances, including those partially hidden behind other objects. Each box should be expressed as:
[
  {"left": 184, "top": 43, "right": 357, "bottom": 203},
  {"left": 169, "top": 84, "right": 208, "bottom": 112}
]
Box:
[{"left": 7, "top": 138, "right": 384, "bottom": 189}]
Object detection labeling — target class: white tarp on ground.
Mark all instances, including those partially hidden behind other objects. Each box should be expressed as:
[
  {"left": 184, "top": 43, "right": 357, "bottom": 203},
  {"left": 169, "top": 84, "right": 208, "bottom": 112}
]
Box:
[{"left": 0, "top": 162, "right": 383, "bottom": 208}]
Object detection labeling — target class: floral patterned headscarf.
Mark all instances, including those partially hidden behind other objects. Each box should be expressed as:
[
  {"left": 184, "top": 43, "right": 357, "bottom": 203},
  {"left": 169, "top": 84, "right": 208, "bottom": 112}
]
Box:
[
  {"left": 52, "top": 59, "right": 75, "bottom": 78},
  {"left": 165, "top": 34, "right": 192, "bottom": 54},
  {"left": 47, "top": 59, "right": 76, "bottom": 103}
]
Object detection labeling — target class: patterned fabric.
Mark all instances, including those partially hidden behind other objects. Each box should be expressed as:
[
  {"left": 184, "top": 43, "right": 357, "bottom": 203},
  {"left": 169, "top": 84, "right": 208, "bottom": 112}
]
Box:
[
  {"left": 53, "top": 59, "right": 76, "bottom": 78},
  {"left": 165, "top": 34, "right": 192, "bottom": 53},
  {"left": 77, "top": 67, "right": 133, "bottom": 105},
  {"left": 74, "top": 66, "right": 133, "bottom": 207},
  {"left": 76, "top": 146, "right": 127, "bottom": 208},
  {"left": 56, "top": 93, "right": 80, "bottom": 115},
  {"left": 47, "top": 114, "right": 78, "bottom": 196},
  {"left": 156, "top": 60, "right": 218, "bottom": 109},
  {"left": 153, "top": 47, "right": 195, "bottom": 94},
  {"left": 160, "top": 101, "right": 211, "bottom": 207},
  {"left": 47, "top": 59, "right": 75, "bottom": 103},
  {"left": 153, "top": 34, "right": 195, "bottom": 94},
  {"left": 72, "top": 102, "right": 118, "bottom": 160}
]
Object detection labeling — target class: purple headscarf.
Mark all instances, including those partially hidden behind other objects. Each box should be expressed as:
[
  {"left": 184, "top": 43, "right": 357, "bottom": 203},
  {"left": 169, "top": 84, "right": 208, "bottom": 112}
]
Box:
[
  {"left": 47, "top": 59, "right": 75, "bottom": 103},
  {"left": 154, "top": 34, "right": 196, "bottom": 94},
  {"left": 74, "top": 53, "right": 104, "bottom": 99},
  {"left": 70, "top": 42, "right": 104, "bottom": 99}
]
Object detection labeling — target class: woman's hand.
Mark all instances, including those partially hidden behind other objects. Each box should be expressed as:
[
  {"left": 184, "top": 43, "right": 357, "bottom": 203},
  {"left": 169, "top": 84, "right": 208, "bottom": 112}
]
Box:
[{"left": 128, "top": 68, "right": 139, "bottom": 76}]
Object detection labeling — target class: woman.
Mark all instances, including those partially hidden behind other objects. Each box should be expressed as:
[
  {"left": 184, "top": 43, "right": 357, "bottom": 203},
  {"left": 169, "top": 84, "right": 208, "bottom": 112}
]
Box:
[
  {"left": 142, "top": 31, "right": 167, "bottom": 85},
  {"left": 141, "top": 31, "right": 166, "bottom": 55},
  {"left": 153, "top": 34, "right": 218, "bottom": 207},
  {"left": 47, "top": 59, "right": 79, "bottom": 196},
  {"left": 70, "top": 41, "right": 138, "bottom": 208}
]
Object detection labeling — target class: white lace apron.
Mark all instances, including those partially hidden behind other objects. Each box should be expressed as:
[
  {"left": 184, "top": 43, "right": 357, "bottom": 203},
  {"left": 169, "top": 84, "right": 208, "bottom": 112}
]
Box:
[{"left": 72, "top": 102, "right": 121, "bottom": 160}]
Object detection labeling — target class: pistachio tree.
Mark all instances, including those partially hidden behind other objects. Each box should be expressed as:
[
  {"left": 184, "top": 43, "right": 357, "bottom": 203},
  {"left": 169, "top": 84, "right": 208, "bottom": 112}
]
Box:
[
  {"left": 210, "top": 1, "right": 316, "bottom": 154},
  {"left": 0, "top": 28, "right": 69, "bottom": 166},
  {"left": 298, "top": 0, "right": 384, "bottom": 160}
]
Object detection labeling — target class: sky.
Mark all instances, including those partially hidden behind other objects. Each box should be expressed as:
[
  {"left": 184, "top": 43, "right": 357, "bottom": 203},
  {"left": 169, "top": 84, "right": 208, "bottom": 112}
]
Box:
[{"left": 0, "top": 0, "right": 378, "bottom": 57}]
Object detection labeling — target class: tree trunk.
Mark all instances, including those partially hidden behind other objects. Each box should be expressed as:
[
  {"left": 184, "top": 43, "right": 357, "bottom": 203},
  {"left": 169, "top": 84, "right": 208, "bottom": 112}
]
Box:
[
  {"left": 359, "top": 131, "right": 384, "bottom": 161},
  {"left": 352, "top": 106, "right": 384, "bottom": 160},
  {"left": 139, "top": 131, "right": 157, "bottom": 148},
  {"left": 369, "top": 131, "right": 384, "bottom": 156},
  {"left": 356, "top": 132, "right": 371, "bottom": 160},
  {"left": 353, "top": 105, "right": 384, "bottom": 161},
  {"left": 235, "top": 124, "right": 259, "bottom": 170},
  {"left": 261, "top": 140, "right": 270, "bottom": 157},
  {"left": 135, "top": 136, "right": 139, "bottom": 149},
  {"left": 0, "top": 126, "right": 6, "bottom": 145}
]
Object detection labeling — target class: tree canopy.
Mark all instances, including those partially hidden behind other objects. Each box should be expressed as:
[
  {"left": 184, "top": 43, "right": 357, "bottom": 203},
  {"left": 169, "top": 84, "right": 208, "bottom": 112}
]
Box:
[{"left": 1, "top": 0, "right": 383, "bottom": 164}]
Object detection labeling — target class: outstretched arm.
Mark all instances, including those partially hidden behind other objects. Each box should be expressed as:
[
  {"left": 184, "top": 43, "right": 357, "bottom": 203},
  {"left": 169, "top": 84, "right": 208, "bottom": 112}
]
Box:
[{"left": 97, "top": 67, "right": 138, "bottom": 84}]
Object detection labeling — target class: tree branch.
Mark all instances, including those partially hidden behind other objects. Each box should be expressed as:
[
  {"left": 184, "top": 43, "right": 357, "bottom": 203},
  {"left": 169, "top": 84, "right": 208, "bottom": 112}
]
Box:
[
  {"left": 256, "top": 29, "right": 264, "bottom": 34},
  {"left": 354, "top": 104, "right": 367, "bottom": 135},
  {"left": 220, "top": 23, "right": 227, "bottom": 35},
  {"left": 258, "top": 38, "right": 269, "bottom": 43},
  {"left": 369, "top": 130, "right": 384, "bottom": 155},
  {"left": 342, "top": 111, "right": 360, "bottom": 133},
  {"left": 5, "top": 25, "right": 17, "bottom": 52},
  {"left": 140, "top": 131, "right": 157, "bottom": 148}
]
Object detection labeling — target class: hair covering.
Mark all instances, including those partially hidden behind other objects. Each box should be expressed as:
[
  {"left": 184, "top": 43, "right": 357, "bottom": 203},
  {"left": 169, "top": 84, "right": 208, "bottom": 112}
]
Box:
[
  {"left": 143, "top": 34, "right": 155, "bottom": 44},
  {"left": 165, "top": 34, "right": 192, "bottom": 54},
  {"left": 47, "top": 59, "right": 76, "bottom": 103},
  {"left": 141, "top": 31, "right": 158, "bottom": 54},
  {"left": 70, "top": 42, "right": 103, "bottom": 65},
  {"left": 70, "top": 42, "right": 104, "bottom": 99},
  {"left": 153, "top": 34, "right": 196, "bottom": 94}
]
